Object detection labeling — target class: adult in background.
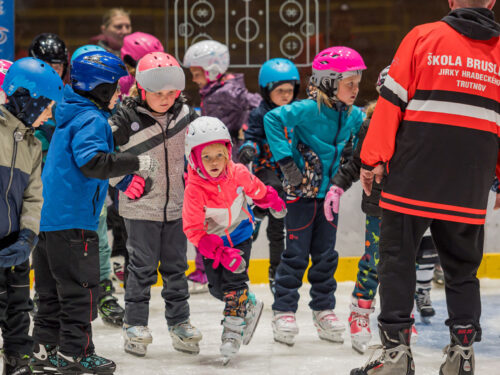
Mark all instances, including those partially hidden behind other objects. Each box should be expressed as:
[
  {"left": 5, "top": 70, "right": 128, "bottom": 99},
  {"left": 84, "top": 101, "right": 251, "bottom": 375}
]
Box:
[
  {"left": 352, "top": 1, "right": 500, "bottom": 374},
  {"left": 90, "top": 8, "right": 132, "bottom": 57}
]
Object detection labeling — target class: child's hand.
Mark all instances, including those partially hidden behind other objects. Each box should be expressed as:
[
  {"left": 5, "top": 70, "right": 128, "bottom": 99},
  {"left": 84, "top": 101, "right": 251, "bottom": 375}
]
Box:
[
  {"left": 213, "top": 246, "right": 246, "bottom": 273},
  {"left": 138, "top": 155, "right": 159, "bottom": 176},
  {"left": 360, "top": 164, "right": 384, "bottom": 196},
  {"left": 238, "top": 146, "right": 256, "bottom": 165},
  {"left": 324, "top": 185, "right": 344, "bottom": 220},
  {"left": 0, "top": 229, "right": 38, "bottom": 267},
  {"left": 117, "top": 174, "right": 146, "bottom": 199},
  {"left": 279, "top": 159, "right": 303, "bottom": 187},
  {"left": 198, "top": 234, "right": 224, "bottom": 258},
  {"left": 253, "top": 186, "right": 286, "bottom": 213}
]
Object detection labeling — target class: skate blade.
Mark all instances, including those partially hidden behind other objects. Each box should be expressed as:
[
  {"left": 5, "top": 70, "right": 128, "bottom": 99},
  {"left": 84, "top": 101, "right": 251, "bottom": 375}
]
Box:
[
  {"left": 273, "top": 332, "right": 296, "bottom": 346},
  {"left": 318, "top": 330, "right": 345, "bottom": 344},
  {"left": 420, "top": 315, "right": 434, "bottom": 325},
  {"left": 124, "top": 343, "right": 148, "bottom": 357},
  {"left": 170, "top": 334, "right": 201, "bottom": 355},
  {"left": 101, "top": 317, "right": 124, "bottom": 328},
  {"left": 242, "top": 300, "right": 264, "bottom": 345},
  {"left": 352, "top": 341, "right": 368, "bottom": 354},
  {"left": 222, "top": 356, "right": 232, "bottom": 366},
  {"left": 32, "top": 368, "right": 60, "bottom": 375}
]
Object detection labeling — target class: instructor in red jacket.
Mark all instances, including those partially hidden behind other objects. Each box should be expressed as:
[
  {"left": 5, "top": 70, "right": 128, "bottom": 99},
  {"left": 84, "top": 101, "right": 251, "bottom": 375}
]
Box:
[{"left": 352, "top": 1, "right": 500, "bottom": 375}]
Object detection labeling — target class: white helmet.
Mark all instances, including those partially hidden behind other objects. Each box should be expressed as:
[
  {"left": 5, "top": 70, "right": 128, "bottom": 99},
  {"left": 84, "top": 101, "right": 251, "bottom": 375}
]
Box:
[
  {"left": 185, "top": 116, "right": 232, "bottom": 170},
  {"left": 183, "top": 40, "right": 230, "bottom": 81}
]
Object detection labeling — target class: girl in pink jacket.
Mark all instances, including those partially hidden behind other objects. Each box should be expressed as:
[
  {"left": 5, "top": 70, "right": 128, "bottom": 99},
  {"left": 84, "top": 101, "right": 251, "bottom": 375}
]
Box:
[{"left": 183, "top": 116, "right": 286, "bottom": 364}]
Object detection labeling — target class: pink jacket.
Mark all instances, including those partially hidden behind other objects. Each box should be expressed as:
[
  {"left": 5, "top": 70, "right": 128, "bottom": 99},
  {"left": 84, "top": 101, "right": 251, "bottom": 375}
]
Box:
[{"left": 183, "top": 161, "right": 267, "bottom": 248}]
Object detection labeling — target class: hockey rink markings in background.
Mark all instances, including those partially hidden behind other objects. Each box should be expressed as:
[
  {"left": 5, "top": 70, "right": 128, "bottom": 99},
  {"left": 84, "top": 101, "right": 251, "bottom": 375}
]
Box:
[{"left": 174, "top": 0, "right": 320, "bottom": 67}]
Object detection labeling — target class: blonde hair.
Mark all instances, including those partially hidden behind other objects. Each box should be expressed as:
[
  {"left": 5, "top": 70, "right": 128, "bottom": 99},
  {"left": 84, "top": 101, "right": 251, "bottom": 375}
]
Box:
[
  {"left": 202, "top": 143, "right": 229, "bottom": 162},
  {"left": 365, "top": 100, "right": 377, "bottom": 119},
  {"left": 102, "top": 8, "right": 130, "bottom": 28}
]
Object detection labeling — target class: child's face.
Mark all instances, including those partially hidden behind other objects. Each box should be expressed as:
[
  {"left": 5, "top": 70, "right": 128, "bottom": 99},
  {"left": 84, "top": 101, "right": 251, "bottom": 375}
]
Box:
[
  {"left": 201, "top": 143, "right": 227, "bottom": 178},
  {"left": 336, "top": 74, "right": 361, "bottom": 106},
  {"left": 108, "top": 88, "right": 120, "bottom": 110},
  {"left": 145, "top": 89, "right": 177, "bottom": 113},
  {"left": 190, "top": 67, "right": 208, "bottom": 89},
  {"left": 269, "top": 83, "right": 294, "bottom": 107},
  {"left": 32, "top": 101, "right": 55, "bottom": 128}
]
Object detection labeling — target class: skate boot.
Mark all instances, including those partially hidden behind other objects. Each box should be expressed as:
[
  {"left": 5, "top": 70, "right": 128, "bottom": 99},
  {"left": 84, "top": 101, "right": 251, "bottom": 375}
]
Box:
[
  {"left": 111, "top": 258, "right": 125, "bottom": 293},
  {"left": 31, "top": 344, "right": 59, "bottom": 374},
  {"left": 313, "top": 309, "right": 346, "bottom": 343},
  {"left": 168, "top": 320, "right": 202, "bottom": 354},
  {"left": 98, "top": 279, "right": 124, "bottom": 327},
  {"left": 242, "top": 291, "right": 264, "bottom": 345},
  {"left": 2, "top": 351, "right": 32, "bottom": 375},
  {"left": 30, "top": 291, "right": 40, "bottom": 318},
  {"left": 123, "top": 324, "right": 153, "bottom": 357},
  {"left": 220, "top": 316, "right": 245, "bottom": 365},
  {"left": 272, "top": 311, "right": 299, "bottom": 346},
  {"left": 56, "top": 351, "right": 115, "bottom": 374},
  {"left": 440, "top": 324, "right": 476, "bottom": 375},
  {"left": 434, "top": 264, "right": 445, "bottom": 286},
  {"left": 349, "top": 298, "right": 375, "bottom": 354},
  {"left": 350, "top": 325, "right": 415, "bottom": 375},
  {"left": 415, "top": 287, "right": 435, "bottom": 324},
  {"left": 187, "top": 269, "right": 208, "bottom": 294}
]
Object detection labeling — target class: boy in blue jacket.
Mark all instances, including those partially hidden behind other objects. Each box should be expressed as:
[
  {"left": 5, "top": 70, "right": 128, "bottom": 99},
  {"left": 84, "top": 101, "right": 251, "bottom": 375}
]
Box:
[{"left": 31, "top": 51, "right": 155, "bottom": 375}]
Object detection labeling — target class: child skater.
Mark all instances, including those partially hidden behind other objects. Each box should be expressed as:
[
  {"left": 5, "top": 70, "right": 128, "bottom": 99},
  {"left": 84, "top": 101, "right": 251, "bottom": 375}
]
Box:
[
  {"left": 265, "top": 47, "right": 366, "bottom": 346},
  {"left": 109, "top": 52, "right": 202, "bottom": 357},
  {"left": 238, "top": 58, "right": 300, "bottom": 294},
  {"left": 183, "top": 116, "right": 286, "bottom": 363}
]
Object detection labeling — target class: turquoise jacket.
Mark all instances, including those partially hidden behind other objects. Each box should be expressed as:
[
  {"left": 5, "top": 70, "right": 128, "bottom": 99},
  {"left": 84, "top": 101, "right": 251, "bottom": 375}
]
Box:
[{"left": 264, "top": 99, "right": 365, "bottom": 198}]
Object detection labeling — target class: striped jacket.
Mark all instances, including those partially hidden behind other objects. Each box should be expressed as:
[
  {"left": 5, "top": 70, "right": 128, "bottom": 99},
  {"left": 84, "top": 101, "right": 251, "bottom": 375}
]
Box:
[{"left": 361, "top": 8, "right": 500, "bottom": 225}]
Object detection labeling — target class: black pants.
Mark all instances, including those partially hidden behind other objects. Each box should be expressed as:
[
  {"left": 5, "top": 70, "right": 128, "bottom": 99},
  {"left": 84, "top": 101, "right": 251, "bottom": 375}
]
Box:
[
  {"left": 203, "top": 239, "right": 252, "bottom": 301},
  {"left": 33, "top": 229, "right": 100, "bottom": 356},
  {"left": 0, "top": 233, "right": 33, "bottom": 355},
  {"left": 253, "top": 168, "right": 285, "bottom": 270},
  {"left": 378, "top": 210, "right": 483, "bottom": 340}
]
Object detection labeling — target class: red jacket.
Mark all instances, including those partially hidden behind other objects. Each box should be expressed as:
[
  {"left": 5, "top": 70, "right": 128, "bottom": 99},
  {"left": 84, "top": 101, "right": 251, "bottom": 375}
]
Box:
[{"left": 361, "top": 11, "right": 500, "bottom": 225}]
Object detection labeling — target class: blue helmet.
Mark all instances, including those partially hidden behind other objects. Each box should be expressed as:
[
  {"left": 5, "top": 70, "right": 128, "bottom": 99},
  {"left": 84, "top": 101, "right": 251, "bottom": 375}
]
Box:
[
  {"left": 71, "top": 44, "right": 107, "bottom": 63},
  {"left": 71, "top": 51, "right": 127, "bottom": 92},
  {"left": 258, "top": 58, "right": 300, "bottom": 89},
  {"left": 2, "top": 57, "right": 64, "bottom": 103}
]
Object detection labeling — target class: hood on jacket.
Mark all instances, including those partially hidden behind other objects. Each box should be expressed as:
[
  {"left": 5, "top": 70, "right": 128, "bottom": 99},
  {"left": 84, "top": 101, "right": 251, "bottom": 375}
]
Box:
[
  {"left": 199, "top": 73, "right": 247, "bottom": 97},
  {"left": 442, "top": 7, "right": 500, "bottom": 40},
  {"left": 55, "top": 85, "right": 109, "bottom": 128}
]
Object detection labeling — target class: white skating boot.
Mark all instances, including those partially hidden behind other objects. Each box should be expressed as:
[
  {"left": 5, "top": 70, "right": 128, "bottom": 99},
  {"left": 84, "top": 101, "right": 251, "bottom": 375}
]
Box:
[
  {"left": 220, "top": 316, "right": 245, "bottom": 365},
  {"left": 415, "top": 287, "right": 435, "bottom": 324},
  {"left": 349, "top": 298, "right": 375, "bottom": 354},
  {"left": 242, "top": 292, "right": 264, "bottom": 345},
  {"left": 313, "top": 309, "right": 346, "bottom": 343},
  {"left": 123, "top": 324, "right": 153, "bottom": 357},
  {"left": 440, "top": 324, "right": 476, "bottom": 375},
  {"left": 272, "top": 311, "right": 299, "bottom": 346},
  {"left": 169, "top": 319, "right": 203, "bottom": 354}
]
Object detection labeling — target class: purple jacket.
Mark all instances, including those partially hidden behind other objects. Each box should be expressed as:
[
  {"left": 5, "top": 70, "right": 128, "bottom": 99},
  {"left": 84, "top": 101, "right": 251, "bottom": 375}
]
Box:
[{"left": 200, "top": 73, "right": 261, "bottom": 142}]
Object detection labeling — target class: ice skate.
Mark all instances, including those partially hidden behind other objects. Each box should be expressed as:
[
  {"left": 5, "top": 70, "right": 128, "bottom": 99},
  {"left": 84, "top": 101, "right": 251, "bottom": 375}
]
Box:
[
  {"left": 168, "top": 320, "right": 202, "bottom": 354},
  {"left": 111, "top": 258, "right": 125, "bottom": 293},
  {"left": 187, "top": 269, "right": 208, "bottom": 294},
  {"left": 242, "top": 292, "right": 263, "bottom": 345},
  {"left": 30, "top": 291, "right": 40, "bottom": 318},
  {"left": 98, "top": 279, "right": 124, "bottom": 327},
  {"left": 272, "top": 311, "right": 299, "bottom": 346},
  {"left": 3, "top": 351, "right": 33, "bottom": 375},
  {"left": 56, "top": 351, "right": 115, "bottom": 374},
  {"left": 434, "top": 264, "right": 445, "bottom": 286},
  {"left": 31, "top": 344, "right": 60, "bottom": 374},
  {"left": 123, "top": 324, "right": 152, "bottom": 357},
  {"left": 220, "top": 316, "right": 245, "bottom": 365},
  {"left": 415, "top": 287, "right": 435, "bottom": 324},
  {"left": 440, "top": 324, "right": 476, "bottom": 375},
  {"left": 313, "top": 309, "right": 346, "bottom": 344},
  {"left": 349, "top": 298, "right": 375, "bottom": 354},
  {"left": 350, "top": 326, "right": 415, "bottom": 375}
]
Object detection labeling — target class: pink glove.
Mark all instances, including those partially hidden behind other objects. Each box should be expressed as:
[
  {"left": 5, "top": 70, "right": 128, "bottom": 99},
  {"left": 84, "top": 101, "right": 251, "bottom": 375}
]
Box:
[
  {"left": 253, "top": 186, "right": 286, "bottom": 212},
  {"left": 198, "top": 234, "right": 224, "bottom": 259},
  {"left": 123, "top": 175, "right": 146, "bottom": 199},
  {"left": 324, "top": 185, "right": 344, "bottom": 221},
  {"left": 213, "top": 246, "right": 246, "bottom": 273}
]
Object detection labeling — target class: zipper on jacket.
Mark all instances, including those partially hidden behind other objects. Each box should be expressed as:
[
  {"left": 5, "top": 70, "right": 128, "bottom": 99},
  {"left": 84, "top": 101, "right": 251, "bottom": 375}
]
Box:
[
  {"left": 218, "top": 183, "right": 234, "bottom": 247},
  {"left": 92, "top": 185, "right": 100, "bottom": 216},
  {"left": 82, "top": 229, "right": 88, "bottom": 257},
  {"left": 4, "top": 129, "right": 20, "bottom": 235}
]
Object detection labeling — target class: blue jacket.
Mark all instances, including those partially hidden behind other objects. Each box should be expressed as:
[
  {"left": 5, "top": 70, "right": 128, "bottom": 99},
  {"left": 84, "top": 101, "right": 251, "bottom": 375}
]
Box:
[
  {"left": 264, "top": 99, "right": 365, "bottom": 198},
  {"left": 40, "top": 85, "right": 113, "bottom": 232}
]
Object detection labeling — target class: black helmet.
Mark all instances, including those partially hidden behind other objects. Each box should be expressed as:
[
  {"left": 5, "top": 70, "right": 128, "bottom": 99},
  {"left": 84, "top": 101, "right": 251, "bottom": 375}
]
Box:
[{"left": 28, "top": 33, "right": 69, "bottom": 79}]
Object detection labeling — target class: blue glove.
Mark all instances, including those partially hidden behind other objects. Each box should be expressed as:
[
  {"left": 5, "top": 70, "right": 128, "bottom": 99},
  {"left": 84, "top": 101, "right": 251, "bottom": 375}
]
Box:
[{"left": 0, "top": 229, "right": 38, "bottom": 268}]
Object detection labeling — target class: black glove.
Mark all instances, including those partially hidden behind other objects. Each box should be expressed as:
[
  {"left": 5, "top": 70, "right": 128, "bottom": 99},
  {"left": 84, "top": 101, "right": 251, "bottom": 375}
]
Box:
[
  {"left": 238, "top": 146, "right": 256, "bottom": 165},
  {"left": 0, "top": 229, "right": 38, "bottom": 268},
  {"left": 279, "top": 158, "right": 304, "bottom": 187}
]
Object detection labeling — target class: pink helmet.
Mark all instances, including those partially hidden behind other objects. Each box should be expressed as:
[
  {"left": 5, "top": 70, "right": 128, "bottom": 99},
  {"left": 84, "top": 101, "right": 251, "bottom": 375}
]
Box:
[
  {"left": 310, "top": 46, "right": 366, "bottom": 98},
  {"left": 0, "top": 59, "right": 13, "bottom": 104},
  {"left": 135, "top": 52, "right": 185, "bottom": 100},
  {"left": 121, "top": 32, "right": 164, "bottom": 67}
]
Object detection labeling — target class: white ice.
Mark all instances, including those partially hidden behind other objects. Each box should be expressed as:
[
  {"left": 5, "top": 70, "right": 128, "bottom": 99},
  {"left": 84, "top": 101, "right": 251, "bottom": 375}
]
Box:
[{"left": 86, "top": 279, "right": 500, "bottom": 375}]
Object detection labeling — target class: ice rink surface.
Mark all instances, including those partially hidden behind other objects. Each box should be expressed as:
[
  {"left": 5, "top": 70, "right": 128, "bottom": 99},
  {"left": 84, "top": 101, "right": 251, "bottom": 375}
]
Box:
[{"left": 87, "top": 280, "right": 500, "bottom": 375}]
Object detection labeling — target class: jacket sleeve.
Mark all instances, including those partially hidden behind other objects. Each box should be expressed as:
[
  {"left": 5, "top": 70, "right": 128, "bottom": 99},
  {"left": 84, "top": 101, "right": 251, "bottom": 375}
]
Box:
[
  {"left": 80, "top": 152, "right": 140, "bottom": 180},
  {"left": 242, "top": 91, "right": 262, "bottom": 111},
  {"left": 20, "top": 141, "right": 43, "bottom": 235},
  {"left": 110, "top": 102, "right": 134, "bottom": 147},
  {"left": 360, "top": 28, "right": 419, "bottom": 169},
  {"left": 182, "top": 184, "right": 207, "bottom": 247},
  {"left": 496, "top": 149, "right": 500, "bottom": 181},
  {"left": 233, "top": 163, "right": 267, "bottom": 200},
  {"left": 244, "top": 107, "right": 265, "bottom": 144}
]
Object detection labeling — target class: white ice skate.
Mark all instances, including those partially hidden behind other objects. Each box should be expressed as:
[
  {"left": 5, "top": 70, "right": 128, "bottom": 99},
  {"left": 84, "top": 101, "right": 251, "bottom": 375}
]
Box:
[
  {"left": 415, "top": 287, "right": 435, "bottom": 324},
  {"left": 349, "top": 298, "right": 375, "bottom": 354},
  {"left": 169, "top": 320, "right": 203, "bottom": 354},
  {"left": 312, "top": 309, "right": 345, "bottom": 344},
  {"left": 242, "top": 292, "right": 263, "bottom": 345},
  {"left": 220, "top": 316, "right": 245, "bottom": 365},
  {"left": 187, "top": 279, "right": 209, "bottom": 294},
  {"left": 123, "top": 324, "right": 153, "bottom": 357},
  {"left": 272, "top": 311, "right": 299, "bottom": 346}
]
